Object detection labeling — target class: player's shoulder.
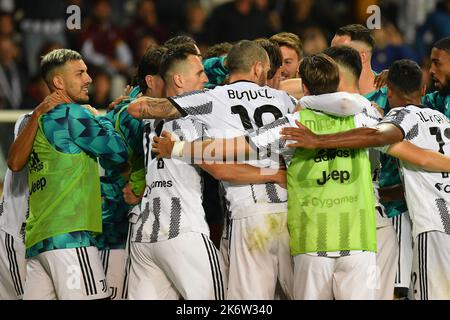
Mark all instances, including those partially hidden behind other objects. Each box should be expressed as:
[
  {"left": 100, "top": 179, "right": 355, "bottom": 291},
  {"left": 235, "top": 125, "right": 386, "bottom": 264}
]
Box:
[
  {"left": 171, "top": 88, "right": 210, "bottom": 100},
  {"left": 163, "top": 118, "right": 202, "bottom": 141},
  {"left": 40, "top": 103, "right": 87, "bottom": 122},
  {"left": 385, "top": 105, "right": 416, "bottom": 114}
]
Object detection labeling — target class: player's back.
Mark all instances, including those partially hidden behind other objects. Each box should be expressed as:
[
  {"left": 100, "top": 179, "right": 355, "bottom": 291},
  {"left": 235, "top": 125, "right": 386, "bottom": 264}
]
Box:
[
  {"left": 170, "top": 81, "right": 296, "bottom": 218},
  {"left": 381, "top": 105, "right": 450, "bottom": 238}
]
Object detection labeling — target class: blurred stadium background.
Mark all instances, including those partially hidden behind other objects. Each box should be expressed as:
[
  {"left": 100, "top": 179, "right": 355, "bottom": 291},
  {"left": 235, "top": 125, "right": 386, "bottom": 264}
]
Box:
[{"left": 1, "top": 0, "right": 450, "bottom": 195}]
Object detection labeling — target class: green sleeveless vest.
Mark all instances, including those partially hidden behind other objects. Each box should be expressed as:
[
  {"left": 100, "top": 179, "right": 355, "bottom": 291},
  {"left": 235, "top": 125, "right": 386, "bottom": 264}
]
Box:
[
  {"left": 26, "top": 117, "right": 102, "bottom": 248},
  {"left": 115, "top": 105, "right": 145, "bottom": 196},
  {"left": 287, "top": 109, "right": 377, "bottom": 255}
]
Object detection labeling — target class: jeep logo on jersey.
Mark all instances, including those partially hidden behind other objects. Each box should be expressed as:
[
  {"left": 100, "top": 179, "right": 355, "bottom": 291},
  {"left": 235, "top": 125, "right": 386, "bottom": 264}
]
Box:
[
  {"left": 314, "top": 149, "right": 352, "bottom": 163},
  {"left": 30, "top": 177, "right": 47, "bottom": 195},
  {"left": 317, "top": 170, "right": 350, "bottom": 185},
  {"left": 29, "top": 149, "right": 44, "bottom": 173},
  {"left": 435, "top": 183, "right": 450, "bottom": 193}
]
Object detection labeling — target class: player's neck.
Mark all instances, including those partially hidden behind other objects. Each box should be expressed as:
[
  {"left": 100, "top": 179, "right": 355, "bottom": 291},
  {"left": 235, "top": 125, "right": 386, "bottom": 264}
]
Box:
[
  {"left": 359, "top": 65, "right": 377, "bottom": 95},
  {"left": 397, "top": 97, "right": 422, "bottom": 107},
  {"left": 340, "top": 78, "right": 360, "bottom": 94},
  {"left": 228, "top": 73, "right": 257, "bottom": 85},
  {"left": 165, "top": 87, "right": 179, "bottom": 97}
]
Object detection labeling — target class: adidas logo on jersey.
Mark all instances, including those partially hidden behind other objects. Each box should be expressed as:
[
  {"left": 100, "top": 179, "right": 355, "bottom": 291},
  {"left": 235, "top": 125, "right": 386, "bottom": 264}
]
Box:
[
  {"left": 314, "top": 149, "right": 352, "bottom": 163},
  {"left": 29, "top": 149, "right": 44, "bottom": 173},
  {"left": 435, "top": 183, "right": 450, "bottom": 193}
]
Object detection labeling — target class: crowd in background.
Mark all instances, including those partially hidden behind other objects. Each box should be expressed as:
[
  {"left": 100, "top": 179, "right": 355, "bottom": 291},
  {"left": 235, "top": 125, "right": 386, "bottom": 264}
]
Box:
[{"left": 0, "top": 0, "right": 449, "bottom": 111}]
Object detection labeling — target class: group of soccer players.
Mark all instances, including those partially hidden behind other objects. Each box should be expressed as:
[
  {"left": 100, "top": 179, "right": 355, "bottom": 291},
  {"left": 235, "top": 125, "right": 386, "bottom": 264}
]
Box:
[{"left": 0, "top": 23, "right": 450, "bottom": 300}]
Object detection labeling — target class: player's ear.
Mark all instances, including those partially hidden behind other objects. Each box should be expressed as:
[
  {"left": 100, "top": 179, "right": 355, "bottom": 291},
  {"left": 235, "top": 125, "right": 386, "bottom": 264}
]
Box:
[
  {"left": 173, "top": 73, "right": 183, "bottom": 88},
  {"left": 420, "top": 83, "right": 427, "bottom": 96},
  {"left": 145, "top": 75, "right": 154, "bottom": 91},
  {"left": 302, "top": 83, "right": 310, "bottom": 96},
  {"left": 387, "top": 85, "right": 393, "bottom": 100},
  {"left": 252, "top": 61, "right": 261, "bottom": 78},
  {"left": 359, "top": 50, "right": 367, "bottom": 64},
  {"left": 53, "top": 75, "right": 64, "bottom": 91}
]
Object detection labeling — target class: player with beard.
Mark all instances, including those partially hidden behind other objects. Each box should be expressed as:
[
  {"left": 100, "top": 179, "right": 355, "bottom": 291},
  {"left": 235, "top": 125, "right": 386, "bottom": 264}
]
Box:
[
  {"left": 423, "top": 37, "right": 450, "bottom": 118},
  {"left": 8, "top": 49, "right": 128, "bottom": 299}
]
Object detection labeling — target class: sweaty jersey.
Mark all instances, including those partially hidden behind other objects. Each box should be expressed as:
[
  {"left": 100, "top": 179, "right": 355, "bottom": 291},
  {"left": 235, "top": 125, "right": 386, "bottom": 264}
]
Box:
[
  {"left": 132, "top": 118, "right": 209, "bottom": 243},
  {"left": 169, "top": 81, "right": 297, "bottom": 218},
  {"left": 0, "top": 114, "right": 31, "bottom": 241},
  {"left": 379, "top": 105, "right": 450, "bottom": 239}
]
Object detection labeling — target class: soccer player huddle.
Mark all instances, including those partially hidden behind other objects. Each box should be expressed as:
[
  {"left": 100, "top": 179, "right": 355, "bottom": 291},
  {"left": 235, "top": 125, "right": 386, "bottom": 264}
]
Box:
[{"left": 1, "top": 24, "right": 450, "bottom": 300}]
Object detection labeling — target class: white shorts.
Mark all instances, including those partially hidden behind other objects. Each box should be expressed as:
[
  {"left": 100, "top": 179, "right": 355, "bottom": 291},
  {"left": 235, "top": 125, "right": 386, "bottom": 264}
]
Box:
[
  {"left": 293, "top": 251, "right": 377, "bottom": 300},
  {"left": 392, "top": 211, "right": 413, "bottom": 291},
  {"left": 219, "top": 213, "right": 231, "bottom": 277},
  {"left": 227, "top": 212, "right": 294, "bottom": 300},
  {"left": 23, "top": 246, "right": 110, "bottom": 300},
  {"left": 0, "top": 230, "right": 26, "bottom": 299},
  {"left": 376, "top": 225, "right": 399, "bottom": 300},
  {"left": 128, "top": 232, "right": 226, "bottom": 300},
  {"left": 121, "top": 222, "right": 134, "bottom": 300},
  {"left": 100, "top": 248, "right": 126, "bottom": 300},
  {"left": 412, "top": 231, "right": 450, "bottom": 300}
]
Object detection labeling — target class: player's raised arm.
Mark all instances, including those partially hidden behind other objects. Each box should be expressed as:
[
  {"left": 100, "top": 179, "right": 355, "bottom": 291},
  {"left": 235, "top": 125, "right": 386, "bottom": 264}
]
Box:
[
  {"left": 7, "top": 91, "right": 71, "bottom": 172},
  {"left": 127, "top": 96, "right": 182, "bottom": 120}
]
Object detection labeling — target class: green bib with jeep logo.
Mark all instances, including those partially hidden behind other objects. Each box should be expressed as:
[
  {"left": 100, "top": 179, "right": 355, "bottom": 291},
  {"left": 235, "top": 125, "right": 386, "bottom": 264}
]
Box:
[
  {"left": 26, "top": 117, "right": 102, "bottom": 248},
  {"left": 287, "top": 109, "right": 376, "bottom": 255}
]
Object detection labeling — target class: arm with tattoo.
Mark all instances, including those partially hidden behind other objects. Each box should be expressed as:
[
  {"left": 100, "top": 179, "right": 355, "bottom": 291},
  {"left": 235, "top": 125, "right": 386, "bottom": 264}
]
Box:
[{"left": 127, "top": 97, "right": 182, "bottom": 120}]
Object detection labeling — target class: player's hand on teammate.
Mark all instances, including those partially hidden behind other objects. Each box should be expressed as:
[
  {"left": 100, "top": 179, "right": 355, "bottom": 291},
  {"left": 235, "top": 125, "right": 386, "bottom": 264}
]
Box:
[
  {"left": 122, "top": 182, "right": 143, "bottom": 205},
  {"left": 152, "top": 131, "right": 175, "bottom": 159},
  {"left": 280, "top": 120, "right": 319, "bottom": 149},
  {"left": 371, "top": 102, "right": 384, "bottom": 116},
  {"left": 107, "top": 85, "right": 134, "bottom": 111},
  {"left": 34, "top": 91, "right": 71, "bottom": 117},
  {"left": 108, "top": 95, "right": 129, "bottom": 111},
  {"left": 374, "top": 69, "right": 388, "bottom": 89},
  {"left": 82, "top": 104, "right": 99, "bottom": 116}
]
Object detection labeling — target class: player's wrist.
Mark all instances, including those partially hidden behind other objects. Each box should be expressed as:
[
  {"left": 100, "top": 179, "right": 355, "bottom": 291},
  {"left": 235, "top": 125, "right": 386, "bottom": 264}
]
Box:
[{"left": 171, "top": 141, "right": 185, "bottom": 159}]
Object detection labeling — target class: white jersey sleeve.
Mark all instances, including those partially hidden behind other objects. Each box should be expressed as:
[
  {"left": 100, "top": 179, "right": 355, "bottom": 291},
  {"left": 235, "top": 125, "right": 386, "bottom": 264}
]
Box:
[
  {"left": 378, "top": 107, "right": 417, "bottom": 137},
  {"left": 286, "top": 93, "right": 298, "bottom": 113},
  {"left": 380, "top": 105, "right": 450, "bottom": 238},
  {"left": 300, "top": 92, "right": 370, "bottom": 116},
  {"left": 0, "top": 114, "right": 31, "bottom": 240}
]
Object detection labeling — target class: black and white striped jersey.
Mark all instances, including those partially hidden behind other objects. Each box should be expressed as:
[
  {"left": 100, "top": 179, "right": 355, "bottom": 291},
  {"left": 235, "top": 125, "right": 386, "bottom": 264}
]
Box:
[
  {"left": 0, "top": 114, "right": 31, "bottom": 241},
  {"left": 168, "top": 81, "right": 297, "bottom": 218},
  {"left": 132, "top": 118, "right": 209, "bottom": 243},
  {"left": 380, "top": 105, "right": 450, "bottom": 239}
]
